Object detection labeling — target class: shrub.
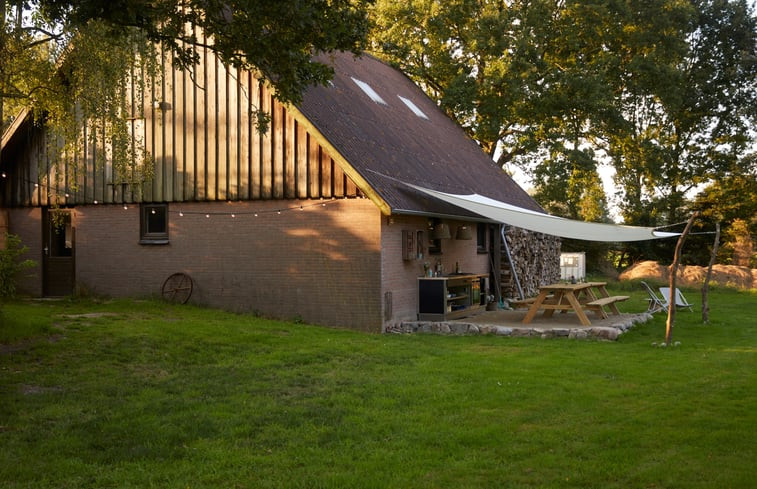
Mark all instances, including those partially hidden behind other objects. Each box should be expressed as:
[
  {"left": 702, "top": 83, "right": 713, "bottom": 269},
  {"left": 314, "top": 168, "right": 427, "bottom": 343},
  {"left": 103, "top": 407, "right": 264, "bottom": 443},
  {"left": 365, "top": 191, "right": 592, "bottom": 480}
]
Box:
[{"left": 0, "top": 233, "right": 37, "bottom": 298}]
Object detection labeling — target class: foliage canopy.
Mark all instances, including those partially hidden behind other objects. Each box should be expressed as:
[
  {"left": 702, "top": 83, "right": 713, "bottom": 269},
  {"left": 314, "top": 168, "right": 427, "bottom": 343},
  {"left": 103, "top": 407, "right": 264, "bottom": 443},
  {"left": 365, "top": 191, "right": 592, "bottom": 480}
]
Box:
[{"left": 370, "top": 0, "right": 756, "bottom": 264}]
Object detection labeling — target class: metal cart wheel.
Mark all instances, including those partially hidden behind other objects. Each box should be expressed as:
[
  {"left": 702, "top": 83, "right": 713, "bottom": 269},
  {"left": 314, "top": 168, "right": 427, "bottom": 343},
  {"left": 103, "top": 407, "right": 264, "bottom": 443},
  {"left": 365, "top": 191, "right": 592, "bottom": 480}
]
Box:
[{"left": 161, "top": 272, "right": 193, "bottom": 304}]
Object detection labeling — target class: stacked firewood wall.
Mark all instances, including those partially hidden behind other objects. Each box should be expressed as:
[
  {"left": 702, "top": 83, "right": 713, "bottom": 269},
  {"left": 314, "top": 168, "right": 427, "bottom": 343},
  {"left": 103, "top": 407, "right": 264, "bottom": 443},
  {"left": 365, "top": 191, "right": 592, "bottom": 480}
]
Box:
[{"left": 500, "top": 227, "right": 561, "bottom": 299}]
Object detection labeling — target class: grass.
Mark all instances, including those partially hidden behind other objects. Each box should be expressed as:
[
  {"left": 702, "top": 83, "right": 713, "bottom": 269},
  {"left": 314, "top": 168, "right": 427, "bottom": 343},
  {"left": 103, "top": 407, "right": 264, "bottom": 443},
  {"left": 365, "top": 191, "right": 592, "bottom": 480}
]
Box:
[{"left": 0, "top": 283, "right": 755, "bottom": 488}]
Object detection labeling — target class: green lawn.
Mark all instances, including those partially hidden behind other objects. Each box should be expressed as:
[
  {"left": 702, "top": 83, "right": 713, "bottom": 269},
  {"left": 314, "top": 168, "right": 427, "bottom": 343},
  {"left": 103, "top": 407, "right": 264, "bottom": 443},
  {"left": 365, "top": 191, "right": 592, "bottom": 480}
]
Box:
[{"left": 1, "top": 283, "right": 755, "bottom": 488}]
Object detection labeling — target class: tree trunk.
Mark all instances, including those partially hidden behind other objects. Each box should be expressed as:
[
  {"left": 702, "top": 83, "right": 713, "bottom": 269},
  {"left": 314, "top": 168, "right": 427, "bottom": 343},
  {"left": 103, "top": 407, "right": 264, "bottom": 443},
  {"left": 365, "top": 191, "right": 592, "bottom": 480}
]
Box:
[
  {"left": 665, "top": 212, "right": 698, "bottom": 345},
  {"left": 701, "top": 222, "right": 720, "bottom": 324}
]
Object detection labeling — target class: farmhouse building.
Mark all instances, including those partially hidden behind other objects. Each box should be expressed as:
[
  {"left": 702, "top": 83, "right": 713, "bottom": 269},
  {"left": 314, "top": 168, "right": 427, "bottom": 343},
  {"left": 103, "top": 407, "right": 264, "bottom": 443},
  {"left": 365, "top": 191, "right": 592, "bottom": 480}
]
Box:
[{"left": 1, "top": 50, "right": 559, "bottom": 332}]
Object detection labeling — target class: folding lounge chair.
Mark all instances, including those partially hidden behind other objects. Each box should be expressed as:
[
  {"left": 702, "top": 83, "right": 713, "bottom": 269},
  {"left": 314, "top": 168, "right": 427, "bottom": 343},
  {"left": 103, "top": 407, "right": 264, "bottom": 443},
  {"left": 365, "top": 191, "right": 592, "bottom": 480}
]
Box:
[
  {"left": 641, "top": 281, "right": 667, "bottom": 313},
  {"left": 659, "top": 287, "right": 694, "bottom": 312}
]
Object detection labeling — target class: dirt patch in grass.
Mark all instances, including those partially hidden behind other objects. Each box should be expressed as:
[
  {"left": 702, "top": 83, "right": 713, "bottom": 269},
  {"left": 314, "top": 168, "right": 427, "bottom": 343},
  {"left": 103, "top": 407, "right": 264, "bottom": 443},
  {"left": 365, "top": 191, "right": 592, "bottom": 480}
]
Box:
[
  {"left": 0, "top": 334, "right": 65, "bottom": 355},
  {"left": 620, "top": 260, "right": 756, "bottom": 289},
  {"left": 61, "top": 313, "right": 120, "bottom": 319}
]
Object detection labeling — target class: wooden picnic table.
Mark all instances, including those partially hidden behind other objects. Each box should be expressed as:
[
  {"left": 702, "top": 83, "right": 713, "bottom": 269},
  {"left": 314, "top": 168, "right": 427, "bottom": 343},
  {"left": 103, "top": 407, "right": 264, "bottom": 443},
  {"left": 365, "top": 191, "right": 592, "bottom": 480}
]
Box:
[{"left": 521, "top": 282, "right": 629, "bottom": 326}]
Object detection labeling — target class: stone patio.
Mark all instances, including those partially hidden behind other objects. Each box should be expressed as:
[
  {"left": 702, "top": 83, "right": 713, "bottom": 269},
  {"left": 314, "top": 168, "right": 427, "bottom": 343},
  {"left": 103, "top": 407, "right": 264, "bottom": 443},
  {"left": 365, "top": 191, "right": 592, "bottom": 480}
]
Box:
[{"left": 385, "top": 308, "right": 654, "bottom": 340}]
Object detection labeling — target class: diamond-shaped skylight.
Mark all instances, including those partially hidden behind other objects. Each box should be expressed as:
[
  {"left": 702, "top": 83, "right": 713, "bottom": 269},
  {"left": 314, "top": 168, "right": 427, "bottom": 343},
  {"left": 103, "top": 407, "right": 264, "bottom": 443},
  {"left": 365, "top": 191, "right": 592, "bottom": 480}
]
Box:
[
  {"left": 351, "top": 77, "right": 387, "bottom": 105},
  {"left": 398, "top": 95, "right": 429, "bottom": 119}
]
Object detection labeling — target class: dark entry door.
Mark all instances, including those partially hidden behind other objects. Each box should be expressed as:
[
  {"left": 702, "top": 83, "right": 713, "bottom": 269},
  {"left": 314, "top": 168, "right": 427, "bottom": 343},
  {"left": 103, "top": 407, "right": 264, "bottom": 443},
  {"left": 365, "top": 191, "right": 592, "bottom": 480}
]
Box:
[{"left": 43, "top": 208, "right": 75, "bottom": 296}]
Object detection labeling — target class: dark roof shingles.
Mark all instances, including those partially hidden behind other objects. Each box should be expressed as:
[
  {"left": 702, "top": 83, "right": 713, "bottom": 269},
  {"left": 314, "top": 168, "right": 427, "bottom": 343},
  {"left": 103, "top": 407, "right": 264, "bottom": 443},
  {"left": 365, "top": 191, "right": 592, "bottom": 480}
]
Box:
[{"left": 298, "top": 52, "right": 543, "bottom": 216}]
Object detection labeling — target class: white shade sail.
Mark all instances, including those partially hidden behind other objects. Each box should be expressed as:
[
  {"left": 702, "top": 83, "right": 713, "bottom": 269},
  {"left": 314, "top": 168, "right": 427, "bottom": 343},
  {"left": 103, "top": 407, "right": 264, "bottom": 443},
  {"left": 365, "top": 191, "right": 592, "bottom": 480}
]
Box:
[{"left": 408, "top": 184, "right": 680, "bottom": 242}]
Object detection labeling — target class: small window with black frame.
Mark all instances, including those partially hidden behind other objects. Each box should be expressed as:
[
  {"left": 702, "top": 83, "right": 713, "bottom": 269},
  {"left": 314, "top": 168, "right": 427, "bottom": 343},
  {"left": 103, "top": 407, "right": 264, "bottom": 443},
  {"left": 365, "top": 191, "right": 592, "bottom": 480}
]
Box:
[
  {"left": 428, "top": 218, "right": 442, "bottom": 255},
  {"left": 477, "top": 223, "right": 489, "bottom": 253},
  {"left": 140, "top": 203, "right": 169, "bottom": 244}
]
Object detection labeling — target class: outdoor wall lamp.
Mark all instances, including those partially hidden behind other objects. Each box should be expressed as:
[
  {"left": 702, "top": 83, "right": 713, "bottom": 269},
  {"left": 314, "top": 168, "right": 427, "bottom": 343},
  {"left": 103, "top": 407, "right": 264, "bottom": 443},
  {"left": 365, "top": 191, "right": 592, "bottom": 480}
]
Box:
[
  {"left": 432, "top": 222, "right": 451, "bottom": 240},
  {"left": 456, "top": 225, "right": 473, "bottom": 240}
]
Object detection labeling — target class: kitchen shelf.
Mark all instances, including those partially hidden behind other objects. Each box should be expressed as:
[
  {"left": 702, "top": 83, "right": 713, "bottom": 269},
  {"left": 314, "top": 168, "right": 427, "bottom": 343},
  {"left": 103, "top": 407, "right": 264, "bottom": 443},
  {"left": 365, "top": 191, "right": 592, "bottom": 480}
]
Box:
[{"left": 418, "top": 274, "right": 486, "bottom": 321}]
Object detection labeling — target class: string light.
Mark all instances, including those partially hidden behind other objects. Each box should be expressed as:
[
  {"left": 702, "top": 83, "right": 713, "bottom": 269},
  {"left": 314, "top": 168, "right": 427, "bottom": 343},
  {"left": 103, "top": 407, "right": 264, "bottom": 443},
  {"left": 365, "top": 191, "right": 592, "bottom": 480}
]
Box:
[
  {"left": 173, "top": 198, "right": 340, "bottom": 219},
  {"left": 9, "top": 174, "right": 345, "bottom": 218}
]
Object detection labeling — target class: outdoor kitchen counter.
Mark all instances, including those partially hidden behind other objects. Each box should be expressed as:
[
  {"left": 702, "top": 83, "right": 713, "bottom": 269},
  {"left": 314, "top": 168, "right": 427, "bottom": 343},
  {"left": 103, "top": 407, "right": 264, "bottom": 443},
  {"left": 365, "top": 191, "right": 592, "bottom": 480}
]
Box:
[{"left": 417, "top": 274, "right": 488, "bottom": 321}]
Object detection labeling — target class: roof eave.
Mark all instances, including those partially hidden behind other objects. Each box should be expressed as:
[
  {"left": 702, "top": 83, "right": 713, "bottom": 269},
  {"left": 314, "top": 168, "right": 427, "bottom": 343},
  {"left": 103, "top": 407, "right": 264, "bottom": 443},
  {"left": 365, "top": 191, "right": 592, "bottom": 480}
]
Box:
[{"left": 1, "top": 108, "right": 31, "bottom": 153}]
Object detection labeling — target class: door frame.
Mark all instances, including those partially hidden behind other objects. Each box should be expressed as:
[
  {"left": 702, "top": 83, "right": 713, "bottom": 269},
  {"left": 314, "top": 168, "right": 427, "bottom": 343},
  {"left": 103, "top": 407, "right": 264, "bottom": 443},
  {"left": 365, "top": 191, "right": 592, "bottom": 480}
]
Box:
[{"left": 42, "top": 207, "right": 75, "bottom": 296}]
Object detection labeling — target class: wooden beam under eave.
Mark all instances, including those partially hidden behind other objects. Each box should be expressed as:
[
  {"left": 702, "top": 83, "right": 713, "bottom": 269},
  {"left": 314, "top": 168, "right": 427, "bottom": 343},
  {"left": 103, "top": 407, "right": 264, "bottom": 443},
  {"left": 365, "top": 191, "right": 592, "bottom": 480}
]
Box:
[{"left": 284, "top": 104, "right": 393, "bottom": 216}]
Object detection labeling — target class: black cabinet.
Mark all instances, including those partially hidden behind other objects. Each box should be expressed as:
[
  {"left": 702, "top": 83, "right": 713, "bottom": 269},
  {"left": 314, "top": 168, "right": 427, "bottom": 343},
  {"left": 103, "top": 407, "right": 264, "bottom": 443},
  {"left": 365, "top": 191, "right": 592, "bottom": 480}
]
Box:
[{"left": 418, "top": 275, "right": 485, "bottom": 321}]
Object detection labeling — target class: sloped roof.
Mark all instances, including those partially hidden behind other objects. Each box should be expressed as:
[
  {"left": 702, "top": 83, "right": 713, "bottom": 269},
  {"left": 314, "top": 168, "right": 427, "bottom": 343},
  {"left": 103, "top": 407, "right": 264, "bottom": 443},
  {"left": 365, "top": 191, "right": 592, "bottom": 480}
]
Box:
[{"left": 297, "top": 52, "right": 544, "bottom": 218}]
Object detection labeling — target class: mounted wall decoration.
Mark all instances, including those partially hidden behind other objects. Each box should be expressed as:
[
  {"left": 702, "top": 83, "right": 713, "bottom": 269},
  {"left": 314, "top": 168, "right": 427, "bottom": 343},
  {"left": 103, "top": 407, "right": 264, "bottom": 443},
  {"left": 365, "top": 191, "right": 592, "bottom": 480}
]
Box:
[{"left": 402, "top": 229, "right": 415, "bottom": 260}]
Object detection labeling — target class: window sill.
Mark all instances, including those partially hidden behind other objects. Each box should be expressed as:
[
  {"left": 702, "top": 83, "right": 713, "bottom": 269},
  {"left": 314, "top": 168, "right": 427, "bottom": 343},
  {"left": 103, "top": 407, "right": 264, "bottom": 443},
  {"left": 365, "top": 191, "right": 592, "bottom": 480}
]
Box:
[{"left": 139, "top": 239, "right": 170, "bottom": 245}]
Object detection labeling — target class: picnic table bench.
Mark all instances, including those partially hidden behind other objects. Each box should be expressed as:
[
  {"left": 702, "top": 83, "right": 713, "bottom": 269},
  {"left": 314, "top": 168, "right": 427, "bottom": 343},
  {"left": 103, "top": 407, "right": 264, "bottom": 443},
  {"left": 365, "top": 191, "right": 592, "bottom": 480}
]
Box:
[
  {"left": 522, "top": 282, "right": 627, "bottom": 326},
  {"left": 585, "top": 295, "right": 629, "bottom": 318}
]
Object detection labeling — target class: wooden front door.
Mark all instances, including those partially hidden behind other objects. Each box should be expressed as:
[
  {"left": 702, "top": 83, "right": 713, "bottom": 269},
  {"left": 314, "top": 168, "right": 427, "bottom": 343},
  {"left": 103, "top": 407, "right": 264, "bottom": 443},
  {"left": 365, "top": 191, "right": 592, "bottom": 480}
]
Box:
[{"left": 43, "top": 208, "right": 75, "bottom": 296}]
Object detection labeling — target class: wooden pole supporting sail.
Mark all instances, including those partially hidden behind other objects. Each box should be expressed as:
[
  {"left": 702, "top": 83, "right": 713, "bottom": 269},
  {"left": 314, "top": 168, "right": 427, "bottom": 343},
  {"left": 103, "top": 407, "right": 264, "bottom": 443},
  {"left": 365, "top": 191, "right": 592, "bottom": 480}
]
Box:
[
  {"left": 701, "top": 222, "right": 720, "bottom": 324},
  {"left": 665, "top": 212, "right": 699, "bottom": 345}
]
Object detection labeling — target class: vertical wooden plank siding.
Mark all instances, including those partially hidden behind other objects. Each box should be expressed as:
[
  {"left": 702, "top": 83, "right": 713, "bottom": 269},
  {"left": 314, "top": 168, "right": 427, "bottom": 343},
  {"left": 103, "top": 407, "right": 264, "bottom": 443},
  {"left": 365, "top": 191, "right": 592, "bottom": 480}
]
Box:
[
  {"left": 195, "top": 43, "right": 207, "bottom": 200},
  {"left": 308, "top": 136, "right": 321, "bottom": 198},
  {"left": 238, "top": 73, "right": 250, "bottom": 200},
  {"left": 174, "top": 52, "right": 185, "bottom": 202},
  {"left": 261, "top": 91, "right": 273, "bottom": 199},
  {"left": 125, "top": 63, "right": 136, "bottom": 203},
  {"left": 285, "top": 111, "right": 296, "bottom": 198},
  {"left": 272, "top": 100, "right": 284, "bottom": 199},
  {"left": 346, "top": 174, "right": 358, "bottom": 196},
  {"left": 320, "top": 153, "right": 332, "bottom": 198},
  {"left": 227, "top": 67, "right": 239, "bottom": 201},
  {"left": 205, "top": 53, "right": 218, "bottom": 201},
  {"left": 163, "top": 48, "right": 174, "bottom": 203},
  {"left": 333, "top": 158, "right": 345, "bottom": 197},
  {"left": 184, "top": 56, "right": 196, "bottom": 202},
  {"left": 216, "top": 60, "right": 228, "bottom": 201},
  {"left": 8, "top": 49, "right": 365, "bottom": 208},
  {"left": 296, "top": 122, "right": 308, "bottom": 199},
  {"left": 250, "top": 80, "right": 262, "bottom": 199}
]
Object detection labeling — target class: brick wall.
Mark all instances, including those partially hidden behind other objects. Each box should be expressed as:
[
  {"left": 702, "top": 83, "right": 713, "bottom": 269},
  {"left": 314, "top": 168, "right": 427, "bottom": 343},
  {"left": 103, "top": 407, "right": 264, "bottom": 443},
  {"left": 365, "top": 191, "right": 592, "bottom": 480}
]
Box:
[
  {"left": 72, "top": 198, "right": 383, "bottom": 331},
  {"left": 6, "top": 201, "right": 493, "bottom": 332},
  {"left": 380, "top": 215, "right": 490, "bottom": 328}
]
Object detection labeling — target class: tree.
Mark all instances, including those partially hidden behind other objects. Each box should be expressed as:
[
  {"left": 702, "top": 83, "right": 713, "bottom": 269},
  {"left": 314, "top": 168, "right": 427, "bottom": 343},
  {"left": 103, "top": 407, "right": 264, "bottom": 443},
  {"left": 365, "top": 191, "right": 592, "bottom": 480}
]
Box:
[
  {"left": 688, "top": 152, "right": 757, "bottom": 266},
  {"left": 34, "top": 0, "right": 373, "bottom": 106},
  {"left": 370, "top": 0, "right": 756, "bottom": 252},
  {"left": 605, "top": 1, "right": 756, "bottom": 228}
]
